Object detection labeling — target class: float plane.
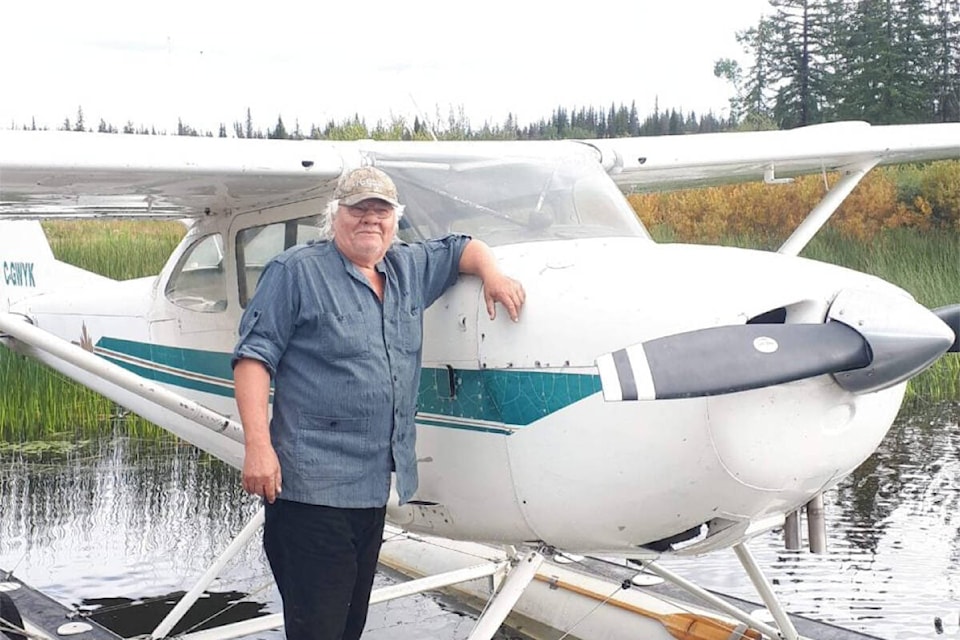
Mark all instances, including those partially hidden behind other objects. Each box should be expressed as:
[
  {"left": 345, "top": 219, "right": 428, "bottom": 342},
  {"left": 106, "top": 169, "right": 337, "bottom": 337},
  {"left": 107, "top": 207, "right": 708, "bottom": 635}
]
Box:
[{"left": 0, "top": 121, "right": 958, "bottom": 640}]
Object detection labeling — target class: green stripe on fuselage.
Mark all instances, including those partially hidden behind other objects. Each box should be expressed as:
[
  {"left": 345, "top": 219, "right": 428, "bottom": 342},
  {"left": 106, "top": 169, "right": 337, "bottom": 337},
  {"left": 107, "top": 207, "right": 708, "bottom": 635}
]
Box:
[
  {"left": 95, "top": 338, "right": 602, "bottom": 427},
  {"left": 417, "top": 368, "right": 602, "bottom": 426}
]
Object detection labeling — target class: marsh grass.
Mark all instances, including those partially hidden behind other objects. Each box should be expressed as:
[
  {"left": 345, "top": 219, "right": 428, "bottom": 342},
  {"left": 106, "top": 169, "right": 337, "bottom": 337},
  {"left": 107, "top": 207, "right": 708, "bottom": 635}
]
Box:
[
  {"left": 42, "top": 220, "right": 184, "bottom": 279},
  {"left": 1, "top": 221, "right": 185, "bottom": 441}
]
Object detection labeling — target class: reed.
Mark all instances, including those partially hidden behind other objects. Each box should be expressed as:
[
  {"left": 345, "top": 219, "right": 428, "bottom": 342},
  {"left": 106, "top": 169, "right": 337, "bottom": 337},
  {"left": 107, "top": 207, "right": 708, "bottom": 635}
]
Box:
[
  {"left": 42, "top": 220, "right": 184, "bottom": 279},
  {"left": 0, "top": 221, "right": 184, "bottom": 439}
]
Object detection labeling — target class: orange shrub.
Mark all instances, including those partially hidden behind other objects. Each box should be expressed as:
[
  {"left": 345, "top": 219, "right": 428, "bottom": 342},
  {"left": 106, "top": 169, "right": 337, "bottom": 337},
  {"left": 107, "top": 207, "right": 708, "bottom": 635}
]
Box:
[{"left": 628, "top": 161, "right": 958, "bottom": 243}]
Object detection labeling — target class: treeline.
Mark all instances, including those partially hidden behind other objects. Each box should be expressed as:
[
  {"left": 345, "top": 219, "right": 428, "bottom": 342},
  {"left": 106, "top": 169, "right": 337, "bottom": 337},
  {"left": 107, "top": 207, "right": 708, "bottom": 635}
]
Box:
[
  {"left": 717, "top": 0, "right": 960, "bottom": 129},
  {"left": 12, "top": 101, "right": 732, "bottom": 142}
]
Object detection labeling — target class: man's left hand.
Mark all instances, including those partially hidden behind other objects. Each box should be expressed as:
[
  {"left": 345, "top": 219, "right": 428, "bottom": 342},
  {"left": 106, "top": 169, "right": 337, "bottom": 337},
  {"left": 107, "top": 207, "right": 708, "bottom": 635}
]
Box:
[{"left": 483, "top": 274, "right": 526, "bottom": 322}]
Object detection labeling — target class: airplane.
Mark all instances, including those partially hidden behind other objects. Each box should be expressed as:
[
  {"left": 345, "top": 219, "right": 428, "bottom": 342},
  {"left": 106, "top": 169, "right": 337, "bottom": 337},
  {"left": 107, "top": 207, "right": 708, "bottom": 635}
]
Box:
[{"left": 0, "top": 121, "right": 958, "bottom": 640}]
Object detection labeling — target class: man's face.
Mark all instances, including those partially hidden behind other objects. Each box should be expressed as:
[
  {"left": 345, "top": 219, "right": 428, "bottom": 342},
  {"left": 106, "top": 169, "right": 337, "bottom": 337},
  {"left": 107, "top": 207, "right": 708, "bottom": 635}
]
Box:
[{"left": 333, "top": 198, "right": 397, "bottom": 266}]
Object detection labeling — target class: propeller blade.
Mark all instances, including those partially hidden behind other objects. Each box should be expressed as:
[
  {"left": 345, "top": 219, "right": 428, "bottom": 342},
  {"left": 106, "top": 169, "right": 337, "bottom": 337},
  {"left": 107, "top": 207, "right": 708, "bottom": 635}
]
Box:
[
  {"left": 596, "top": 322, "right": 871, "bottom": 401},
  {"left": 597, "top": 289, "right": 955, "bottom": 402},
  {"left": 933, "top": 304, "right": 960, "bottom": 353}
]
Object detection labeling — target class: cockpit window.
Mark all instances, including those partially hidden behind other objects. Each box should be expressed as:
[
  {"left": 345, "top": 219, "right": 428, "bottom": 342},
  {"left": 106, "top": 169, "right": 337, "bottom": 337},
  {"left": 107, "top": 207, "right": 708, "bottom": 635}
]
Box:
[
  {"left": 236, "top": 215, "right": 322, "bottom": 307},
  {"left": 373, "top": 147, "right": 650, "bottom": 246},
  {"left": 165, "top": 234, "right": 227, "bottom": 313}
]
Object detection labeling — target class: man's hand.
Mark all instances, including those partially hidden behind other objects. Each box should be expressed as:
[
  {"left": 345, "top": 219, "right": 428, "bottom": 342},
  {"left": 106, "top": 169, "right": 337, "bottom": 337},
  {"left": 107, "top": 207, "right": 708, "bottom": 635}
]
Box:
[
  {"left": 482, "top": 273, "right": 526, "bottom": 322},
  {"left": 234, "top": 358, "right": 280, "bottom": 502},
  {"left": 243, "top": 442, "right": 283, "bottom": 503},
  {"left": 459, "top": 239, "right": 526, "bottom": 322}
]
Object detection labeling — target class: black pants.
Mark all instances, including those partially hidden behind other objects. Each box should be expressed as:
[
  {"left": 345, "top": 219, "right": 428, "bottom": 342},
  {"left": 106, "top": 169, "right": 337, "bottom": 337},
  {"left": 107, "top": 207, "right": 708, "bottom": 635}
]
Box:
[{"left": 263, "top": 499, "right": 386, "bottom": 640}]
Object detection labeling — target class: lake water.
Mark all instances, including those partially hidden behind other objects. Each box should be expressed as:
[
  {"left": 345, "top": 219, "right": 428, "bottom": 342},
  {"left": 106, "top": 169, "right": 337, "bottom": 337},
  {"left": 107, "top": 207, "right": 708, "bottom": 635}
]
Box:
[{"left": 1, "top": 400, "right": 958, "bottom": 639}]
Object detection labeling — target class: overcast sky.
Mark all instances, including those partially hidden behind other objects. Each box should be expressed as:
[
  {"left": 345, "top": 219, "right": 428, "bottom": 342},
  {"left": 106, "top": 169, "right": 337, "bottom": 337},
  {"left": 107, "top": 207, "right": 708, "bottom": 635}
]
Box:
[{"left": 1, "top": 1, "right": 770, "bottom": 134}]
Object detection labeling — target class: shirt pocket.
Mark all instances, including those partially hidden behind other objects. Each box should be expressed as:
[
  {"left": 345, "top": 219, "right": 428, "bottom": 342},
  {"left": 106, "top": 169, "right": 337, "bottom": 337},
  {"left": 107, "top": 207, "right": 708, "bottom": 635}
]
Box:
[
  {"left": 399, "top": 304, "right": 423, "bottom": 354},
  {"left": 316, "top": 310, "right": 370, "bottom": 359},
  {"left": 296, "top": 413, "right": 370, "bottom": 480}
]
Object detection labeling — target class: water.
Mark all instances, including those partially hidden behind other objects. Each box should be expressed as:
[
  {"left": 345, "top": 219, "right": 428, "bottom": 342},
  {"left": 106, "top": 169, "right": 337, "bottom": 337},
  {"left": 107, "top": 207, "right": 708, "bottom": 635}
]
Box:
[{"left": 1, "top": 402, "right": 958, "bottom": 639}]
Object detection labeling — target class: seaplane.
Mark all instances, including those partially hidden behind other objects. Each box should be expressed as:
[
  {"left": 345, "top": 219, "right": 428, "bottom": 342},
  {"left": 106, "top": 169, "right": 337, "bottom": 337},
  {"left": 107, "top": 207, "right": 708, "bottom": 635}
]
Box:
[{"left": 0, "top": 121, "right": 958, "bottom": 640}]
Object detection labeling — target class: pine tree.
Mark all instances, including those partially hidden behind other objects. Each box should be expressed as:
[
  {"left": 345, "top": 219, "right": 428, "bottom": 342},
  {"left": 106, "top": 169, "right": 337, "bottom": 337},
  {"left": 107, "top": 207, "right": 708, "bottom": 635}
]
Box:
[
  {"left": 767, "top": 0, "right": 831, "bottom": 128},
  {"left": 838, "top": 0, "right": 936, "bottom": 123},
  {"left": 930, "top": 0, "right": 960, "bottom": 121},
  {"left": 74, "top": 106, "right": 86, "bottom": 132},
  {"left": 270, "top": 115, "right": 287, "bottom": 139}
]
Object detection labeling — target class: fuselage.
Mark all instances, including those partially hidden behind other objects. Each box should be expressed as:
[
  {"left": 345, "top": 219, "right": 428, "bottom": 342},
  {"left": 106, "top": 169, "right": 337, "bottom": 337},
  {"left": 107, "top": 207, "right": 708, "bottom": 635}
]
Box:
[{"left": 11, "top": 205, "right": 908, "bottom": 556}]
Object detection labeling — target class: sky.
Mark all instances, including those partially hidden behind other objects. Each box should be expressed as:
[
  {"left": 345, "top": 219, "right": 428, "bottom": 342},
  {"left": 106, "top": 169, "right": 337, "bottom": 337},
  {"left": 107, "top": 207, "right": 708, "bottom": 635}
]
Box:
[{"left": 0, "top": 1, "right": 771, "bottom": 134}]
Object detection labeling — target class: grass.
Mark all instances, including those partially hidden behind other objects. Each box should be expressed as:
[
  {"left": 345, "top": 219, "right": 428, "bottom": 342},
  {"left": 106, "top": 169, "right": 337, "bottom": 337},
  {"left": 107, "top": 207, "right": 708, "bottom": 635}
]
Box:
[{"left": 1, "top": 221, "right": 185, "bottom": 441}]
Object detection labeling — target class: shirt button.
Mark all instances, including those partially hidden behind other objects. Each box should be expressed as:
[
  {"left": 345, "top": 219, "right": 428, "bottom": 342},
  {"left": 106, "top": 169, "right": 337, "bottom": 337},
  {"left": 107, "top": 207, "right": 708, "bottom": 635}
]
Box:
[{"left": 393, "top": 375, "right": 398, "bottom": 381}]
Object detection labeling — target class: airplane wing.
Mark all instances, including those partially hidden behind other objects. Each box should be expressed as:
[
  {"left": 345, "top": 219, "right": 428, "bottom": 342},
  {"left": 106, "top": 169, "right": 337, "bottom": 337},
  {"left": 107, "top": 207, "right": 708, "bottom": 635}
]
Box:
[
  {"left": 580, "top": 121, "right": 960, "bottom": 191},
  {"left": 2, "top": 123, "right": 958, "bottom": 220},
  {"left": 0, "top": 129, "right": 344, "bottom": 219}
]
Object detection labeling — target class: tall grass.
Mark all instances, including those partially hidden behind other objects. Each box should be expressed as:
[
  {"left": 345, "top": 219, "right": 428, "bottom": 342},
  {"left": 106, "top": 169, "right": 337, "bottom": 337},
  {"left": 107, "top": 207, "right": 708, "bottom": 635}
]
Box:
[
  {"left": 42, "top": 220, "right": 184, "bottom": 279},
  {"left": 0, "top": 221, "right": 185, "bottom": 440}
]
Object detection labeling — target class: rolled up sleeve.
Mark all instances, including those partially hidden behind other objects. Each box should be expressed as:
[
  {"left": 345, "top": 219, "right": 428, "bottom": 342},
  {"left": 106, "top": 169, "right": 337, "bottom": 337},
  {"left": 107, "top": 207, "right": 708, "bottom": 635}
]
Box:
[{"left": 232, "top": 260, "right": 300, "bottom": 376}]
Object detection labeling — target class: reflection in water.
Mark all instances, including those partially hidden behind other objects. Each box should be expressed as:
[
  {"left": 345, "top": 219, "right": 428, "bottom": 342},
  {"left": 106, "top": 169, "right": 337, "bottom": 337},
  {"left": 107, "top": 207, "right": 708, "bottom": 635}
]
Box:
[
  {"left": 0, "top": 425, "right": 528, "bottom": 639},
  {"left": 1, "top": 405, "right": 958, "bottom": 639},
  {"left": 1, "top": 428, "right": 265, "bottom": 605}
]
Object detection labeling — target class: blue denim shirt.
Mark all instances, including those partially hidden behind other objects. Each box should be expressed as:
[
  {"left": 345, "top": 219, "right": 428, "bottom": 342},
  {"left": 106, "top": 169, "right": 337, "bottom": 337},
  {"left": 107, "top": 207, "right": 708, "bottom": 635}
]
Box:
[{"left": 232, "top": 234, "right": 470, "bottom": 508}]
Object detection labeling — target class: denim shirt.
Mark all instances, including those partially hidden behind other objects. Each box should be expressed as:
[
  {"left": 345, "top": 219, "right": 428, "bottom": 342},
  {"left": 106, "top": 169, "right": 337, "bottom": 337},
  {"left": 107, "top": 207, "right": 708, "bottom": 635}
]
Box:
[{"left": 232, "top": 234, "right": 470, "bottom": 508}]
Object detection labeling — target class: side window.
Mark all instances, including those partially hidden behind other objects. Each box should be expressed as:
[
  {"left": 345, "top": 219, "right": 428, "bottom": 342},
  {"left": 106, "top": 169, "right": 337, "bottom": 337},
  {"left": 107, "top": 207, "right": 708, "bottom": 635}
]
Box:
[
  {"left": 165, "top": 234, "right": 227, "bottom": 312},
  {"left": 237, "top": 215, "right": 321, "bottom": 307}
]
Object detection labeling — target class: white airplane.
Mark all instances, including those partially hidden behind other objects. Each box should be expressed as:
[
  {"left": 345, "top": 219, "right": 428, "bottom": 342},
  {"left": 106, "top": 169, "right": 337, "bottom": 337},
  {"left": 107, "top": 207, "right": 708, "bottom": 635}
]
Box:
[{"left": 0, "top": 122, "right": 958, "bottom": 640}]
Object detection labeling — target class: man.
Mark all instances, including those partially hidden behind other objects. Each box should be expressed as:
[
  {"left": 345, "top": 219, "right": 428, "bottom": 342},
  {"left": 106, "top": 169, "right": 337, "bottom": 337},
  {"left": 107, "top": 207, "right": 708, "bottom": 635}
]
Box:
[{"left": 232, "top": 166, "right": 525, "bottom": 640}]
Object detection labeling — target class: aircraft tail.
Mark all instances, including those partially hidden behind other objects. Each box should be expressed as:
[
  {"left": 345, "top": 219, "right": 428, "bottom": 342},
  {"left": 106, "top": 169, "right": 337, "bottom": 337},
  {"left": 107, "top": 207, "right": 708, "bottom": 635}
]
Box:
[{"left": 0, "top": 220, "right": 112, "bottom": 312}]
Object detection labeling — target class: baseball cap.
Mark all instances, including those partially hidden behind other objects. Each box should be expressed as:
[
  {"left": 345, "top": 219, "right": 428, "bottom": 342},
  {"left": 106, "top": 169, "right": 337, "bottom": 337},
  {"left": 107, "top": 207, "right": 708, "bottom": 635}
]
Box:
[{"left": 334, "top": 166, "right": 400, "bottom": 207}]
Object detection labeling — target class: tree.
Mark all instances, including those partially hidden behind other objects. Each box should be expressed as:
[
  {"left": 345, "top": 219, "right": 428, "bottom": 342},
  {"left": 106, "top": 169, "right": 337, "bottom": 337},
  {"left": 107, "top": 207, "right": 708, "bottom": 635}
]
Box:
[
  {"left": 269, "top": 115, "right": 288, "bottom": 139},
  {"left": 929, "top": 0, "right": 960, "bottom": 121},
  {"left": 767, "top": 0, "right": 831, "bottom": 128},
  {"left": 73, "top": 106, "right": 86, "bottom": 132},
  {"left": 837, "top": 0, "right": 936, "bottom": 124}
]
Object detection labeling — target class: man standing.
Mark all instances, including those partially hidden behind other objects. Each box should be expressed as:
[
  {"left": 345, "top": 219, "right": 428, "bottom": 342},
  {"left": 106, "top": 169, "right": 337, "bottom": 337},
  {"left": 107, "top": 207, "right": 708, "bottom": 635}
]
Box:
[{"left": 232, "top": 166, "right": 525, "bottom": 640}]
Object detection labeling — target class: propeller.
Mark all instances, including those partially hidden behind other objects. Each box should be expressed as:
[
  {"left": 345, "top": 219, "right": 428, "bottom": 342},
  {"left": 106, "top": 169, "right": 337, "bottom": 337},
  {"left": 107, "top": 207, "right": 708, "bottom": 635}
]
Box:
[
  {"left": 596, "top": 322, "right": 871, "bottom": 401},
  {"left": 597, "top": 290, "right": 956, "bottom": 402}
]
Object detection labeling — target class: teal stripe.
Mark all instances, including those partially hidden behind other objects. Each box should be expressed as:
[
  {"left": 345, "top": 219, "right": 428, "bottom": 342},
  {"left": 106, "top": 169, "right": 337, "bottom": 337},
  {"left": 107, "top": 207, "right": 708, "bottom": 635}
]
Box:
[
  {"left": 98, "top": 353, "right": 235, "bottom": 397},
  {"left": 98, "top": 336, "right": 234, "bottom": 381},
  {"left": 95, "top": 338, "right": 603, "bottom": 425},
  {"left": 417, "top": 368, "right": 601, "bottom": 426}
]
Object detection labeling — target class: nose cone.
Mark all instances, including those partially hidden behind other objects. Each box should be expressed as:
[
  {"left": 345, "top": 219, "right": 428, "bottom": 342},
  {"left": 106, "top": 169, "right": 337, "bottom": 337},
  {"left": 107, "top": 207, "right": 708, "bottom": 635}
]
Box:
[
  {"left": 933, "top": 304, "right": 960, "bottom": 353},
  {"left": 829, "top": 289, "right": 956, "bottom": 394}
]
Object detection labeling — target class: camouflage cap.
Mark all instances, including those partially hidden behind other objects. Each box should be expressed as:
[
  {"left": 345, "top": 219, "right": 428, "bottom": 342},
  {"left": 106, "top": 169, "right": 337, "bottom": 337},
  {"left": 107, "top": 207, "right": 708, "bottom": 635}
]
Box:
[{"left": 334, "top": 166, "right": 400, "bottom": 207}]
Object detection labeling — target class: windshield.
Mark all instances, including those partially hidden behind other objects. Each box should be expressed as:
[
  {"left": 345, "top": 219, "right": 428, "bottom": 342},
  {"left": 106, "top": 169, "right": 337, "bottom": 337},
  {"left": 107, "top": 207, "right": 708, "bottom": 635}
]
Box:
[{"left": 373, "top": 148, "right": 651, "bottom": 246}]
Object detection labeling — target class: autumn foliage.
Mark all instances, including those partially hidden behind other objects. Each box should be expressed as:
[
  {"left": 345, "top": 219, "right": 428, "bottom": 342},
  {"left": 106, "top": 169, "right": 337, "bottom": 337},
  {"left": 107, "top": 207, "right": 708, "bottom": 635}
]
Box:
[{"left": 628, "top": 161, "right": 960, "bottom": 244}]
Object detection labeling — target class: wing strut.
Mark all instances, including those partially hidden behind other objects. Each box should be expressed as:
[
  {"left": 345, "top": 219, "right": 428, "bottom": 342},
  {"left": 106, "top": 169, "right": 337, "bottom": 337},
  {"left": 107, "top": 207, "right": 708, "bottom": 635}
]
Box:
[{"left": 777, "top": 158, "right": 878, "bottom": 256}]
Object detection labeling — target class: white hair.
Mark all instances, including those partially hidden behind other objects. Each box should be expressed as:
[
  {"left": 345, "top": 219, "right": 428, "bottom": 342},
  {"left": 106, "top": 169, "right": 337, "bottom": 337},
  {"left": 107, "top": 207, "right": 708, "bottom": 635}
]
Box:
[{"left": 318, "top": 199, "right": 405, "bottom": 241}]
